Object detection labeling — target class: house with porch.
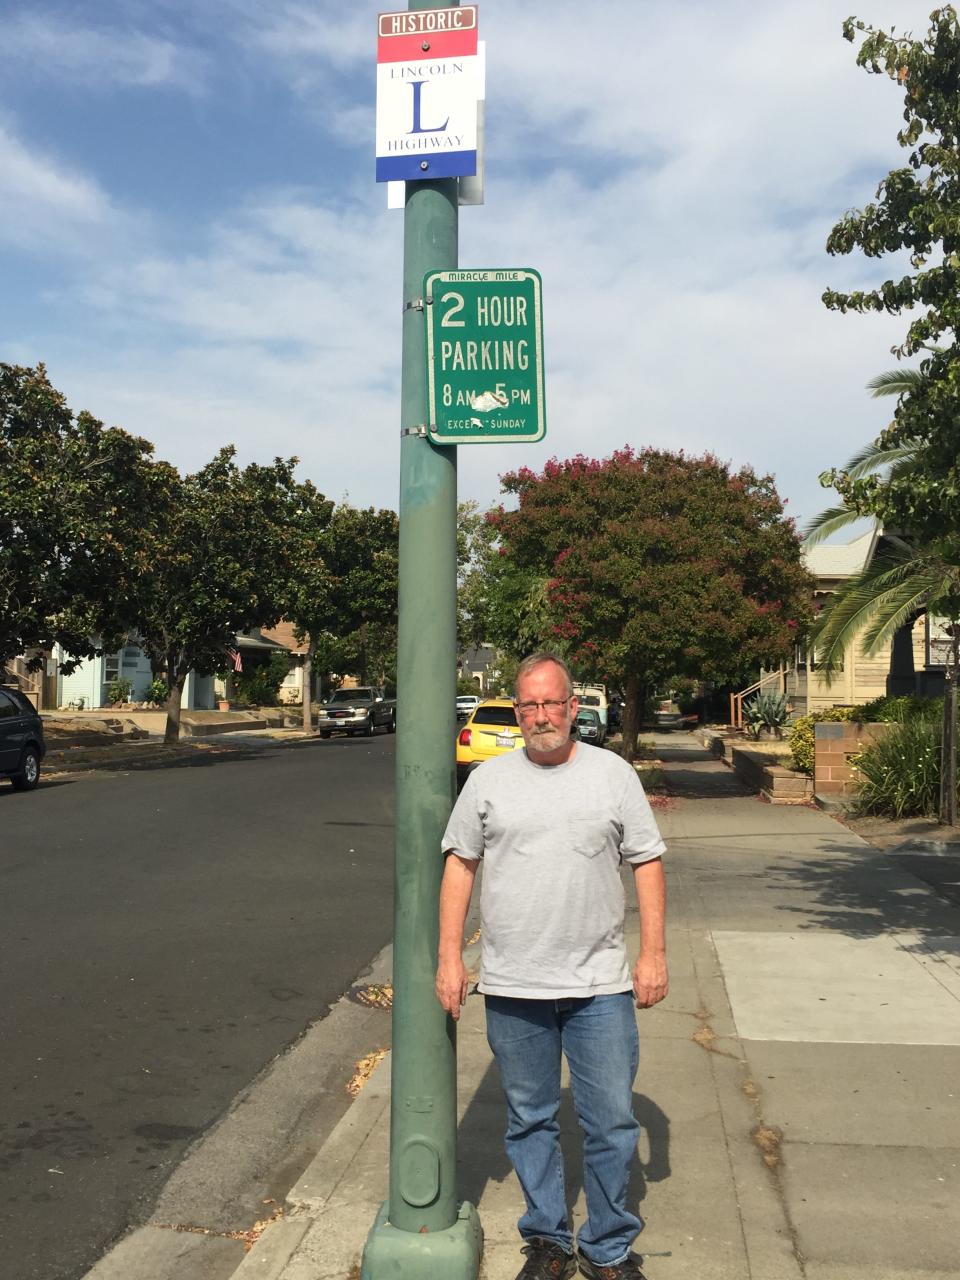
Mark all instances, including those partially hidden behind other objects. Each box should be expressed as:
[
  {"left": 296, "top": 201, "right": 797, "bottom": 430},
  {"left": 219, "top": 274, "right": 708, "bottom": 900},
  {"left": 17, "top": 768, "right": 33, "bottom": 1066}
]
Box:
[
  {"left": 45, "top": 628, "right": 299, "bottom": 711},
  {"left": 54, "top": 640, "right": 216, "bottom": 710},
  {"left": 782, "top": 525, "right": 946, "bottom": 715}
]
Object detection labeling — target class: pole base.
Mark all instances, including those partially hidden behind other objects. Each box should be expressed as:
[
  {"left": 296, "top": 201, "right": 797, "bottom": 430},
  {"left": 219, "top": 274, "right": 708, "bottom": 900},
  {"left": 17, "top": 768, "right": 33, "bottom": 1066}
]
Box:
[{"left": 361, "top": 1200, "right": 482, "bottom": 1280}]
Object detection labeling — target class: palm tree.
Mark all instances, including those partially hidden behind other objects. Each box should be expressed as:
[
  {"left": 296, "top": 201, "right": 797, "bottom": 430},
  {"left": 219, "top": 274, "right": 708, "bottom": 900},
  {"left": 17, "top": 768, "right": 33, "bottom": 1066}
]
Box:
[
  {"left": 805, "top": 362, "right": 959, "bottom": 823},
  {"left": 803, "top": 364, "right": 925, "bottom": 549}
]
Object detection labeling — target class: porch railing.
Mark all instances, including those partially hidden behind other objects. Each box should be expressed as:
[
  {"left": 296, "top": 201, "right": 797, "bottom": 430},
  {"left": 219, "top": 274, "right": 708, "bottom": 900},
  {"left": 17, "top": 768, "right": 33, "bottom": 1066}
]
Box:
[
  {"left": 729, "top": 667, "right": 787, "bottom": 730},
  {"left": 3, "top": 657, "right": 43, "bottom": 709}
]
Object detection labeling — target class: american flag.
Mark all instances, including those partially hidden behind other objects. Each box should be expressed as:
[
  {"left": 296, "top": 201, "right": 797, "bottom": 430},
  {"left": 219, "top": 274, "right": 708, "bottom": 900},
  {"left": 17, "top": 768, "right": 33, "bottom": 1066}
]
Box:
[{"left": 227, "top": 647, "right": 243, "bottom": 673}]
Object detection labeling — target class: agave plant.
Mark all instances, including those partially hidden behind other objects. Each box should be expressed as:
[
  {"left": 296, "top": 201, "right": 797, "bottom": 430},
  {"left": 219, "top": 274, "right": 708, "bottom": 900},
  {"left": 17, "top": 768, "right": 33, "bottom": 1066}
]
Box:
[{"left": 742, "top": 689, "right": 789, "bottom": 739}]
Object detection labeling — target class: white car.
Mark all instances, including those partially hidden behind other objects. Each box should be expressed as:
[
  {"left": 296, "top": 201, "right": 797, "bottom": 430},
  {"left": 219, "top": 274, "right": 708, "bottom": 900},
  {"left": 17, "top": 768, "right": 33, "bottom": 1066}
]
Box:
[{"left": 456, "top": 694, "right": 481, "bottom": 720}]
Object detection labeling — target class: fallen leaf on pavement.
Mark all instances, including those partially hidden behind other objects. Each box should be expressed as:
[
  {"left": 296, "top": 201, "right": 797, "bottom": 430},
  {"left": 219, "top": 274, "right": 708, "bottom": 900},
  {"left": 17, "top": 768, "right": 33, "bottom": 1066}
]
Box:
[{"left": 347, "top": 1048, "right": 388, "bottom": 1097}]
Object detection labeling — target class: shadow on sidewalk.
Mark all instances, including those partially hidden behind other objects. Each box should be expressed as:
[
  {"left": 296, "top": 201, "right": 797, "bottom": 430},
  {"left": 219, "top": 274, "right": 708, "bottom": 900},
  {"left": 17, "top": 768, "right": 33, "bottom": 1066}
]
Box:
[
  {"left": 652, "top": 738, "right": 755, "bottom": 801},
  {"left": 457, "top": 1059, "right": 670, "bottom": 1228},
  {"left": 658, "top": 767, "right": 755, "bottom": 800},
  {"left": 768, "top": 848, "right": 960, "bottom": 941}
]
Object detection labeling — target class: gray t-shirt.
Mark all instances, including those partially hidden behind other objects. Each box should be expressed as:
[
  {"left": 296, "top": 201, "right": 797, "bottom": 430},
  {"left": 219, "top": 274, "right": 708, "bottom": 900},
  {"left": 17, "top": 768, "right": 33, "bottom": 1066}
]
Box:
[{"left": 441, "top": 743, "right": 666, "bottom": 998}]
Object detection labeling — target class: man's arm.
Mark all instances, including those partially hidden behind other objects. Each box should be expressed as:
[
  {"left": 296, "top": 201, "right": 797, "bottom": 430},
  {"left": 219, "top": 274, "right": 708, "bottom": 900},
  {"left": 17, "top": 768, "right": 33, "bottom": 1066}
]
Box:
[
  {"left": 632, "top": 856, "right": 668, "bottom": 1008},
  {"left": 435, "top": 853, "right": 479, "bottom": 1021}
]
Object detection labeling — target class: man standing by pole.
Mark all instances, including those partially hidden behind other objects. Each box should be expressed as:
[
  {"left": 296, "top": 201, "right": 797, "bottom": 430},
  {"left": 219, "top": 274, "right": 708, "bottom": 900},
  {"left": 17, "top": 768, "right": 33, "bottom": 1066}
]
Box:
[
  {"left": 362, "top": 4, "right": 483, "bottom": 1277},
  {"left": 436, "top": 653, "right": 668, "bottom": 1280}
]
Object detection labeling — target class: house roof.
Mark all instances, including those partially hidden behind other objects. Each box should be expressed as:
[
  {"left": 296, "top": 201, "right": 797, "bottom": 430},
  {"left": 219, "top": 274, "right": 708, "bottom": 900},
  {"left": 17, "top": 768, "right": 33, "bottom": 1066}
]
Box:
[
  {"left": 261, "top": 621, "right": 308, "bottom": 655},
  {"left": 234, "top": 629, "right": 291, "bottom": 652},
  {"left": 802, "top": 525, "right": 879, "bottom": 581}
]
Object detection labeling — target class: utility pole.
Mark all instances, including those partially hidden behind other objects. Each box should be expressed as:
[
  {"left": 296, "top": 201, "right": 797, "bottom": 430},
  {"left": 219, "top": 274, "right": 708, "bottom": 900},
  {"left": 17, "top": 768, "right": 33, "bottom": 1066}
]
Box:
[
  {"left": 941, "top": 627, "right": 958, "bottom": 826},
  {"left": 362, "top": 4, "right": 482, "bottom": 1276}
]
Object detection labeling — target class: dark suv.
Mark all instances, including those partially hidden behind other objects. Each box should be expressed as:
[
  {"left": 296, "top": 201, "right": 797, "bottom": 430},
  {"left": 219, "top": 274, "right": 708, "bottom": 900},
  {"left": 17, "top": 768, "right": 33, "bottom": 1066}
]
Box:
[{"left": 0, "top": 686, "right": 46, "bottom": 791}]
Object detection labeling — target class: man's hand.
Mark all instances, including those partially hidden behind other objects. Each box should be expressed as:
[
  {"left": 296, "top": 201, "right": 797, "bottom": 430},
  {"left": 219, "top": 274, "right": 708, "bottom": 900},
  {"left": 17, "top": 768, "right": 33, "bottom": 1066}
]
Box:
[
  {"left": 633, "top": 952, "right": 668, "bottom": 1009},
  {"left": 437, "top": 853, "right": 478, "bottom": 1020},
  {"left": 435, "top": 957, "right": 469, "bottom": 1020}
]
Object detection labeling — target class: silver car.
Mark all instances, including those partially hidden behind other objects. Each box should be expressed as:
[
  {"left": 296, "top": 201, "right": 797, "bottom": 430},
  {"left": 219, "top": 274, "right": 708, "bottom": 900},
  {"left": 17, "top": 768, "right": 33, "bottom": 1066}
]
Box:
[
  {"left": 575, "top": 707, "right": 605, "bottom": 746},
  {"left": 456, "top": 694, "right": 481, "bottom": 720}
]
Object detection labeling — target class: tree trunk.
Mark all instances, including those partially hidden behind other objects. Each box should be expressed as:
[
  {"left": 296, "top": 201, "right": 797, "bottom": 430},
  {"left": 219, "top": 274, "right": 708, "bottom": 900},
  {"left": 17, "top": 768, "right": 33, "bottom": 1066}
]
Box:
[
  {"left": 886, "top": 620, "right": 917, "bottom": 697},
  {"left": 940, "top": 636, "right": 958, "bottom": 826},
  {"left": 164, "top": 655, "right": 186, "bottom": 744},
  {"left": 619, "top": 673, "right": 643, "bottom": 761},
  {"left": 302, "top": 643, "right": 314, "bottom": 733},
  {"left": 358, "top": 626, "right": 368, "bottom": 687}
]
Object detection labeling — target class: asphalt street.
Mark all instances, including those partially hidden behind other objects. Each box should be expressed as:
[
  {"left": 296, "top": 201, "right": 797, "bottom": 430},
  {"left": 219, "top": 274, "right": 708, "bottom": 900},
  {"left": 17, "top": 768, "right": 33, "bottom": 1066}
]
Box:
[{"left": 0, "top": 733, "right": 396, "bottom": 1280}]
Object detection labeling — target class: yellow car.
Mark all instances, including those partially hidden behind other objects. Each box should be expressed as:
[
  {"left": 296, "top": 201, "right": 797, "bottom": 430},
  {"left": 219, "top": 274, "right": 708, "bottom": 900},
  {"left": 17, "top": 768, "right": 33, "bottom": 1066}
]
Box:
[{"left": 456, "top": 698, "right": 523, "bottom": 786}]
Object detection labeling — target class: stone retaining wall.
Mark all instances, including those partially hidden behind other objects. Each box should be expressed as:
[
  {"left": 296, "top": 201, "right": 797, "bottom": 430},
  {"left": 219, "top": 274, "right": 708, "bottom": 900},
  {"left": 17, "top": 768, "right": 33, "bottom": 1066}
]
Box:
[
  {"left": 729, "top": 747, "right": 814, "bottom": 804},
  {"left": 814, "top": 720, "right": 891, "bottom": 799}
]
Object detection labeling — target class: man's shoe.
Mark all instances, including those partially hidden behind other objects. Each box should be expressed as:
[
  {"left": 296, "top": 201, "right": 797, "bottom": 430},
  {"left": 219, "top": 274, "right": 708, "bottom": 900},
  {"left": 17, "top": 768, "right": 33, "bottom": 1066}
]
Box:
[
  {"left": 516, "top": 1237, "right": 578, "bottom": 1280},
  {"left": 577, "top": 1251, "right": 648, "bottom": 1280}
]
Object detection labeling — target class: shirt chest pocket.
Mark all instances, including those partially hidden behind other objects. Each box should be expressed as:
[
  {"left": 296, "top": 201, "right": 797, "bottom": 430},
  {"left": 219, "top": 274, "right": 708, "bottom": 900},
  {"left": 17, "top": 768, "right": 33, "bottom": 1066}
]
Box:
[{"left": 569, "top": 815, "right": 611, "bottom": 859}]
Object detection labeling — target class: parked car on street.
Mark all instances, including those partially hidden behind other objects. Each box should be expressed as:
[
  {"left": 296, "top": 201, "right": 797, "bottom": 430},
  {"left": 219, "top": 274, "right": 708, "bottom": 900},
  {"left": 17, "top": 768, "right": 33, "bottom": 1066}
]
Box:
[
  {"left": 0, "top": 686, "right": 46, "bottom": 791},
  {"left": 572, "top": 683, "right": 609, "bottom": 729},
  {"left": 316, "top": 687, "right": 396, "bottom": 738},
  {"left": 575, "top": 706, "right": 605, "bottom": 746},
  {"left": 456, "top": 694, "right": 481, "bottom": 720},
  {"left": 456, "top": 698, "right": 522, "bottom": 787}
]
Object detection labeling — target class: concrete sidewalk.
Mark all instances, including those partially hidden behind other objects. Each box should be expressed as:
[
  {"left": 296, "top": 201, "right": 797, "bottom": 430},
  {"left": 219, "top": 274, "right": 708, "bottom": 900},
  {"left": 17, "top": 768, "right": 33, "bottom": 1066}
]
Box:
[{"left": 89, "top": 734, "right": 960, "bottom": 1280}]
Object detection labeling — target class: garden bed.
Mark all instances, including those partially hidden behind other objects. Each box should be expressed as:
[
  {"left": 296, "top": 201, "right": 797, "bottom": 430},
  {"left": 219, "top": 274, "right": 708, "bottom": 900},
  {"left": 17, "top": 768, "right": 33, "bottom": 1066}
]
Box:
[{"left": 729, "top": 746, "right": 814, "bottom": 804}]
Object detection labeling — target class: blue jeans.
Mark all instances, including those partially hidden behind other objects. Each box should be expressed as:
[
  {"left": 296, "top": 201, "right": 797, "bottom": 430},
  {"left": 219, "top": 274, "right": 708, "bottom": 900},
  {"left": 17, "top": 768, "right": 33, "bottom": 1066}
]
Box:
[{"left": 484, "top": 992, "right": 642, "bottom": 1266}]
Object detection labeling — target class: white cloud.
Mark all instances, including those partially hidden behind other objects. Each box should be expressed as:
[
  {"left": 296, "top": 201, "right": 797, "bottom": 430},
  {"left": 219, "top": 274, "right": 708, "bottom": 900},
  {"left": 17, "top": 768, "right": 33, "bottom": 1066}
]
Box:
[
  {"left": 6, "top": 0, "right": 941, "bottom": 531},
  {"left": 0, "top": 120, "right": 120, "bottom": 251},
  {"left": 248, "top": 3, "right": 370, "bottom": 71},
  {"left": 2, "top": 11, "right": 207, "bottom": 92}
]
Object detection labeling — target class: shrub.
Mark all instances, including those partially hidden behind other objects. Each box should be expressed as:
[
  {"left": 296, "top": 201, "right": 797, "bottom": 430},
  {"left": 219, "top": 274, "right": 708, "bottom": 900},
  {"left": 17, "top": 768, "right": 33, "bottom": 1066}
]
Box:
[
  {"left": 145, "top": 677, "right": 169, "bottom": 706},
  {"left": 852, "top": 717, "right": 944, "bottom": 818},
  {"left": 107, "top": 677, "right": 133, "bottom": 705},
  {"left": 856, "top": 694, "right": 942, "bottom": 724},
  {"left": 235, "top": 651, "right": 290, "bottom": 706},
  {"left": 788, "top": 705, "right": 860, "bottom": 775}
]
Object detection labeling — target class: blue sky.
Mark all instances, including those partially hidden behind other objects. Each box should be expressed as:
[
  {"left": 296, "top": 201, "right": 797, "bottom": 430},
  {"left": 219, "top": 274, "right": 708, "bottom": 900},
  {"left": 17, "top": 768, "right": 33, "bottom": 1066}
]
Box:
[{"left": 0, "top": 0, "right": 938, "bottom": 529}]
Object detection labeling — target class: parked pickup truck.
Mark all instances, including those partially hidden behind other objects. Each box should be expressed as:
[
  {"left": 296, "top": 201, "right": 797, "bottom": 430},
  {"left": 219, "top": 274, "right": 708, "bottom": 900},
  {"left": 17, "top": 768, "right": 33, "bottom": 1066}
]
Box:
[{"left": 316, "top": 687, "right": 396, "bottom": 738}]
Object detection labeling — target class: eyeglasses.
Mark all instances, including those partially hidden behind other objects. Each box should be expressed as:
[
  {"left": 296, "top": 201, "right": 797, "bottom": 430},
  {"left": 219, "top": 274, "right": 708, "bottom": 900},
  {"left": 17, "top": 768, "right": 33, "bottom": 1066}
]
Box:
[{"left": 514, "top": 698, "right": 571, "bottom": 717}]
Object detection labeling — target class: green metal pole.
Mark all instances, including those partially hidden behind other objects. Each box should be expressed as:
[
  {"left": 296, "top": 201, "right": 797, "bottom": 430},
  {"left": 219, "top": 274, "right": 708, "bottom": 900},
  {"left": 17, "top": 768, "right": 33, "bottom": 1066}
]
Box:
[{"left": 361, "top": 4, "right": 482, "bottom": 1274}]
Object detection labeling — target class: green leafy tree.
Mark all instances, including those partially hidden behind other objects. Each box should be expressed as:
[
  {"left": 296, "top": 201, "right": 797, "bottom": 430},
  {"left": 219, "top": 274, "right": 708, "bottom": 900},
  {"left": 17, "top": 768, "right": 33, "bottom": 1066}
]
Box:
[
  {"left": 319, "top": 504, "right": 399, "bottom": 688},
  {"left": 456, "top": 500, "right": 490, "bottom": 653},
  {"left": 456, "top": 499, "right": 554, "bottom": 661},
  {"left": 0, "top": 363, "right": 158, "bottom": 669},
  {"left": 491, "top": 448, "right": 813, "bottom": 758},
  {"left": 816, "top": 7, "right": 960, "bottom": 819},
  {"left": 125, "top": 447, "right": 306, "bottom": 743},
  {"left": 283, "top": 482, "right": 335, "bottom": 730},
  {"left": 821, "top": 7, "right": 960, "bottom": 556}
]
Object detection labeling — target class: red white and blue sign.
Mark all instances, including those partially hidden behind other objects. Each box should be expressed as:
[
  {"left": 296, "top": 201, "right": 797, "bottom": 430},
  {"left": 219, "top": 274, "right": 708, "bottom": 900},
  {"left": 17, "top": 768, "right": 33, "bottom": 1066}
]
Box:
[{"left": 376, "top": 6, "right": 481, "bottom": 183}]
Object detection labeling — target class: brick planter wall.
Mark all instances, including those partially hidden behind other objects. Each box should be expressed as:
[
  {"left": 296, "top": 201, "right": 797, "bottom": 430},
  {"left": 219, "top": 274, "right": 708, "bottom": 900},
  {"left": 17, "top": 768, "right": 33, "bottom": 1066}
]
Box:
[
  {"left": 729, "top": 747, "right": 814, "bottom": 804},
  {"left": 814, "top": 721, "right": 892, "bottom": 799}
]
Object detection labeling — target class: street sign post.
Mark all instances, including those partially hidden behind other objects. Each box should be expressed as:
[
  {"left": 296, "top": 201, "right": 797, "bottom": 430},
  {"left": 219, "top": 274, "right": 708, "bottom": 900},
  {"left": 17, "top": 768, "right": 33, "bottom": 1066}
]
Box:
[
  {"left": 362, "top": 5, "right": 484, "bottom": 1279},
  {"left": 424, "top": 268, "right": 546, "bottom": 443}
]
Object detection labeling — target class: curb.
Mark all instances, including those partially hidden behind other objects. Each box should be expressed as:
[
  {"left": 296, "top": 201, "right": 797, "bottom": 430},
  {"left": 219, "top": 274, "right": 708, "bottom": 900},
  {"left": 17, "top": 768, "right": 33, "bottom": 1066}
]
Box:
[
  {"left": 42, "top": 733, "right": 321, "bottom": 777},
  {"left": 226, "top": 1041, "right": 393, "bottom": 1279},
  {"left": 79, "top": 943, "right": 395, "bottom": 1280}
]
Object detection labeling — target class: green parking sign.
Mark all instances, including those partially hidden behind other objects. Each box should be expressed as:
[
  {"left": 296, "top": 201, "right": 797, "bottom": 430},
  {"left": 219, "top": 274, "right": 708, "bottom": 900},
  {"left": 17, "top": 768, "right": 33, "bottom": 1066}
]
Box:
[{"left": 424, "top": 268, "right": 545, "bottom": 444}]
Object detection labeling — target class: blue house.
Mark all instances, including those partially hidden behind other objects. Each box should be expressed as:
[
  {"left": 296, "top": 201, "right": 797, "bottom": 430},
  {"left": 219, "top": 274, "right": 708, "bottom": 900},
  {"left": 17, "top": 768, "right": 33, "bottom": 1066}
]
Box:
[{"left": 54, "top": 641, "right": 215, "bottom": 710}]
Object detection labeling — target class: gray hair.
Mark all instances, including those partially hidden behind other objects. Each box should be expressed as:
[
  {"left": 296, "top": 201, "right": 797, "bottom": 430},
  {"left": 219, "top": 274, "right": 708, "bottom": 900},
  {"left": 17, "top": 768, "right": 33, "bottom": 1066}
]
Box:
[{"left": 514, "top": 652, "right": 574, "bottom": 699}]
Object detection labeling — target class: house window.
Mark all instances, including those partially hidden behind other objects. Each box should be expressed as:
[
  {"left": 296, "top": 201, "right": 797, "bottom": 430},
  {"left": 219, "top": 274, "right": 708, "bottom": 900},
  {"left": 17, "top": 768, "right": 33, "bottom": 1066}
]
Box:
[{"left": 104, "top": 653, "right": 121, "bottom": 683}]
